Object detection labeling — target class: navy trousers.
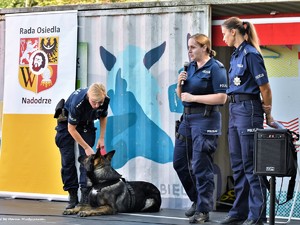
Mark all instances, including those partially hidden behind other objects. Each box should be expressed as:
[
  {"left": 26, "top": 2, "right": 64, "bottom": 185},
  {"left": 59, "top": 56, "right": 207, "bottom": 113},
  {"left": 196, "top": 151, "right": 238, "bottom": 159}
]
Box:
[
  {"left": 228, "top": 100, "right": 267, "bottom": 221},
  {"left": 173, "top": 112, "right": 220, "bottom": 213},
  {"left": 55, "top": 122, "right": 95, "bottom": 191}
]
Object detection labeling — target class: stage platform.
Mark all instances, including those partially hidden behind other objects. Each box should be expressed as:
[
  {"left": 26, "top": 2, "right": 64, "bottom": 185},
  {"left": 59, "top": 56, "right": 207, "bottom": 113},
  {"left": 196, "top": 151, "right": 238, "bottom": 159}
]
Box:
[{"left": 0, "top": 198, "right": 298, "bottom": 225}]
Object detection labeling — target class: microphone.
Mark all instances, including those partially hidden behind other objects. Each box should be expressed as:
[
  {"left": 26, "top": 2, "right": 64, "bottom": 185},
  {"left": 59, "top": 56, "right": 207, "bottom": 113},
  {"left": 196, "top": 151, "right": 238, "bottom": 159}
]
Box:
[{"left": 181, "top": 62, "right": 189, "bottom": 86}]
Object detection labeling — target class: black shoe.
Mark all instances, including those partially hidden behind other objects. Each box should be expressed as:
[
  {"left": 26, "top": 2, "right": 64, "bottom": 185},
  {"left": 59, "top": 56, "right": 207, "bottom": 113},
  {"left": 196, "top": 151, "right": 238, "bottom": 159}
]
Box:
[
  {"left": 219, "top": 216, "right": 245, "bottom": 225},
  {"left": 185, "top": 202, "right": 196, "bottom": 217},
  {"left": 189, "top": 212, "right": 209, "bottom": 223},
  {"left": 242, "top": 219, "right": 264, "bottom": 225},
  {"left": 65, "top": 189, "right": 78, "bottom": 209}
]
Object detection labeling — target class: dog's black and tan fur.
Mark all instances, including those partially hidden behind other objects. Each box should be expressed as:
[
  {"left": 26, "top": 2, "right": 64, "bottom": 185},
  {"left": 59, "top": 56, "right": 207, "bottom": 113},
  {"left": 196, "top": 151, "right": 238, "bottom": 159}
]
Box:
[{"left": 63, "top": 149, "right": 161, "bottom": 217}]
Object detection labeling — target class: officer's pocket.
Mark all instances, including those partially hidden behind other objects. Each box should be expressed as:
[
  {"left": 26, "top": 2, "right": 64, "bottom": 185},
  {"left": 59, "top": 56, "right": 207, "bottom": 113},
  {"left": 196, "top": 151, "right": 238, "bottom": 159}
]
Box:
[
  {"left": 236, "top": 66, "right": 246, "bottom": 75},
  {"left": 239, "top": 128, "right": 255, "bottom": 163},
  {"left": 241, "top": 101, "right": 254, "bottom": 117},
  {"left": 234, "top": 67, "right": 246, "bottom": 84},
  {"left": 196, "top": 73, "right": 210, "bottom": 89},
  {"left": 241, "top": 101, "right": 264, "bottom": 123},
  {"left": 55, "top": 124, "right": 71, "bottom": 148},
  {"left": 201, "top": 135, "right": 218, "bottom": 154}
]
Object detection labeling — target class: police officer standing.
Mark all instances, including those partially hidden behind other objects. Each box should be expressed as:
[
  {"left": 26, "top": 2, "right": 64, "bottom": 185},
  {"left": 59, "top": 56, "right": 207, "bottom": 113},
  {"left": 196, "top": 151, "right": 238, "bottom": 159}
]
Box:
[
  {"left": 220, "top": 17, "right": 276, "bottom": 225},
  {"left": 173, "top": 33, "right": 228, "bottom": 223},
  {"left": 55, "top": 83, "right": 109, "bottom": 210}
]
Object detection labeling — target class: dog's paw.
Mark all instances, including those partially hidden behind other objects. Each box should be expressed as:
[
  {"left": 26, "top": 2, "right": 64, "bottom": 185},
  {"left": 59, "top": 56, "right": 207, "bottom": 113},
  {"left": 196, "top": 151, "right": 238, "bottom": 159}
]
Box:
[
  {"left": 78, "top": 211, "right": 91, "bottom": 217},
  {"left": 62, "top": 209, "right": 78, "bottom": 215},
  {"left": 62, "top": 206, "right": 81, "bottom": 215}
]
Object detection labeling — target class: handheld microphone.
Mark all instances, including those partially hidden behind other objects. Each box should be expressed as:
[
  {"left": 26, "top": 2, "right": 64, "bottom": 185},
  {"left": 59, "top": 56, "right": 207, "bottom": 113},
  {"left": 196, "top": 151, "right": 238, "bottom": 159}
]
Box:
[{"left": 181, "top": 61, "right": 189, "bottom": 86}]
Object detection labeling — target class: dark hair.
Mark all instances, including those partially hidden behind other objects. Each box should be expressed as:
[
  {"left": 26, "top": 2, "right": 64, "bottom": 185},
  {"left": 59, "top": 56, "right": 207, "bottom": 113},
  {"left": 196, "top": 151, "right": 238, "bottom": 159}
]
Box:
[
  {"left": 190, "top": 33, "right": 216, "bottom": 57},
  {"left": 222, "top": 17, "right": 261, "bottom": 53}
]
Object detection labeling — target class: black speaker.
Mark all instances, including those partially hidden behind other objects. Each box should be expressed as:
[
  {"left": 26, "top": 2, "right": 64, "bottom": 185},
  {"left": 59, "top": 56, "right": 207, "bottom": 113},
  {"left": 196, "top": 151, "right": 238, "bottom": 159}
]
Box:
[{"left": 254, "top": 129, "right": 291, "bottom": 176}]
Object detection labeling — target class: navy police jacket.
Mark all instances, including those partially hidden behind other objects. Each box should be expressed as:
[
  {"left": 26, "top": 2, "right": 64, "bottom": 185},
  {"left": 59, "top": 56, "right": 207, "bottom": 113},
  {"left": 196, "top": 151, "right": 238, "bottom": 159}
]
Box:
[
  {"left": 182, "top": 57, "right": 227, "bottom": 107},
  {"left": 64, "top": 88, "right": 109, "bottom": 126},
  {"left": 227, "top": 41, "right": 269, "bottom": 95}
]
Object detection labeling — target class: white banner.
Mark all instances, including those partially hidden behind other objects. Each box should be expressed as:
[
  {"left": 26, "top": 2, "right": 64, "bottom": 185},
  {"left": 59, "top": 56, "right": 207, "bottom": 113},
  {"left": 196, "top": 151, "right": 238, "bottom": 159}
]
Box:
[
  {"left": 3, "top": 11, "right": 78, "bottom": 114},
  {"left": 0, "top": 11, "right": 77, "bottom": 197}
]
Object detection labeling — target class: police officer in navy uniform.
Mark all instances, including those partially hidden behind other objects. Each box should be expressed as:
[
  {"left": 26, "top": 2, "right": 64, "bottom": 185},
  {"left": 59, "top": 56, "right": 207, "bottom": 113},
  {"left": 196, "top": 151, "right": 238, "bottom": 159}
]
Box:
[
  {"left": 173, "top": 33, "right": 227, "bottom": 223},
  {"left": 220, "top": 17, "right": 276, "bottom": 225},
  {"left": 55, "top": 83, "right": 109, "bottom": 210}
]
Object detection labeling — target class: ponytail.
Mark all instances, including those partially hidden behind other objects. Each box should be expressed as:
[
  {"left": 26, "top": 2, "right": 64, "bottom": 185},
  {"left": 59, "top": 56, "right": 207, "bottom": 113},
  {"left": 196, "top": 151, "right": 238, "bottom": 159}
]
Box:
[
  {"left": 222, "top": 17, "right": 261, "bottom": 54},
  {"left": 243, "top": 21, "right": 261, "bottom": 54}
]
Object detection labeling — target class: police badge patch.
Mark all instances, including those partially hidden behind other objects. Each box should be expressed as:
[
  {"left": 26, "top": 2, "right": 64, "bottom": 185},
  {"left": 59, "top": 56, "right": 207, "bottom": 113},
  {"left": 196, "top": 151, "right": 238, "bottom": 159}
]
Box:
[{"left": 233, "top": 77, "right": 241, "bottom": 86}]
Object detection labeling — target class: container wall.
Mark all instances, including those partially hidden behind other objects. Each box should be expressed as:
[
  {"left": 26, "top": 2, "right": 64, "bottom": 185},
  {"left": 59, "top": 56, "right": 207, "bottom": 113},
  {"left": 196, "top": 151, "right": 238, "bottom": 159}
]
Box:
[{"left": 78, "top": 4, "right": 211, "bottom": 209}]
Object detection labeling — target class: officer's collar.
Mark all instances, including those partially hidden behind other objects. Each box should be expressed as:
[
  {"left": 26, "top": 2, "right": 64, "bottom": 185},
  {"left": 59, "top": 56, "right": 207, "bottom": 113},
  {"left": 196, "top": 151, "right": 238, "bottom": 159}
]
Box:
[
  {"left": 191, "top": 61, "right": 197, "bottom": 68},
  {"left": 232, "top": 41, "right": 247, "bottom": 57},
  {"left": 191, "top": 58, "right": 213, "bottom": 69}
]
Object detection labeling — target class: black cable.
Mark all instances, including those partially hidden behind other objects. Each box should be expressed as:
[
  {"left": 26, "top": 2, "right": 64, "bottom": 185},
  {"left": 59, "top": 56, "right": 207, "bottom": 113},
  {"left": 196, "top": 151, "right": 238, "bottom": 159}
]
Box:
[
  {"left": 274, "top": 178, "right": 283, "bottom": 216},
  {"left": 255, "top": 175, "right": 267, "bottom": 225}
]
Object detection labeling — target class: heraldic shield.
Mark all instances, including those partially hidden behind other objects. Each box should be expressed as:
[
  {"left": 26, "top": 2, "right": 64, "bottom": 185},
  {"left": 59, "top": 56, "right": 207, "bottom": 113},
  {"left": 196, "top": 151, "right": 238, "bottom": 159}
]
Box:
[{"left": 18, "top": 37, "right": 58, "bottom": 93}]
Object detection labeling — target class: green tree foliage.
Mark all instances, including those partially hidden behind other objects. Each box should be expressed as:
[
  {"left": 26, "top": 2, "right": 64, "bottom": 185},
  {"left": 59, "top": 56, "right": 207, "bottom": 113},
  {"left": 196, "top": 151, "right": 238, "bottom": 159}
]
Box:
[
  {"left": 34, "top": 0, "right": 129, "bottom": 7},
  {"left": 0, "top": 0, "right": 133, "bottom": 8}
]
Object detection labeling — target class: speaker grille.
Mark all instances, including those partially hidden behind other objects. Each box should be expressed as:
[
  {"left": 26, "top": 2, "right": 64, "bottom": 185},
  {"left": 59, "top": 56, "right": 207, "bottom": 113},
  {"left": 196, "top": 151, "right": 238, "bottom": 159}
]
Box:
[{"left": 254, "top": 129, "right": 288, "bottom": 176}]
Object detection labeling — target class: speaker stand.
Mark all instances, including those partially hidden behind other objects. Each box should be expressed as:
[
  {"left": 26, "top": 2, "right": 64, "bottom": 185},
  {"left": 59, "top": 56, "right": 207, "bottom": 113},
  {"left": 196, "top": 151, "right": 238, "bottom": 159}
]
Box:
[{"left": 269, "top": 176, "right": 276, "bottom": 225}]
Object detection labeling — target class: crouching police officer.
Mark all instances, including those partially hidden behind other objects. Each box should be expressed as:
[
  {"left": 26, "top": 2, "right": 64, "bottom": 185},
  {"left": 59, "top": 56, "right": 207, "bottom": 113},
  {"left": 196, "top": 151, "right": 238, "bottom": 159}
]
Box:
[{"left": 54, "top": 83, "right": 109, "bottom": 209}]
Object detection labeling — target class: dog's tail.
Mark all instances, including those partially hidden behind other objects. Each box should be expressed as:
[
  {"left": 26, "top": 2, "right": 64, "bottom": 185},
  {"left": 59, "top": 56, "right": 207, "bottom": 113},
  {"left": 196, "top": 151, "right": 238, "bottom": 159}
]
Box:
[
  {"left": 141, "top": 182, "right": 162, "bottom": 212},
  {"left": 145, "top": 183, "right": 161, "bottom": 212}
]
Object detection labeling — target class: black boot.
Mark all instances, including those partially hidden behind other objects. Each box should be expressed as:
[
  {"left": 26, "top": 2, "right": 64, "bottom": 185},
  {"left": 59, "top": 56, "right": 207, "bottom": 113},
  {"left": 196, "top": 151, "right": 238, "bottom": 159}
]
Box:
[
  {"left": 185, "top": 202, "right": 196, "bottom": 217},
  {"left": 78, "top": 187, "right": 90, "bottom": 206},
  {"left": 65, "top": 189, "right": 78, "bottom": 209}
]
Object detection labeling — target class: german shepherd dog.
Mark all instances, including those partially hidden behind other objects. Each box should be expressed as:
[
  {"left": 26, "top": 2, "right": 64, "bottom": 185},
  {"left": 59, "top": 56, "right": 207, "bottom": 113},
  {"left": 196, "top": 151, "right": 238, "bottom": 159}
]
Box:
[{"left": 63, "top": 149, "right": 161, "bottom": 217}]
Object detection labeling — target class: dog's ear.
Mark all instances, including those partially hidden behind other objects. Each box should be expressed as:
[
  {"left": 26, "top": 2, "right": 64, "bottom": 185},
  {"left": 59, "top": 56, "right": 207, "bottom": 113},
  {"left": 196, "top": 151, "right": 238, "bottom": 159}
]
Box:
[
  {"left": 95, "top": 148, "right": 101, "bottom": 157},
  {"left": 105, "top": 150, "right": 116, "bottom": 162}
]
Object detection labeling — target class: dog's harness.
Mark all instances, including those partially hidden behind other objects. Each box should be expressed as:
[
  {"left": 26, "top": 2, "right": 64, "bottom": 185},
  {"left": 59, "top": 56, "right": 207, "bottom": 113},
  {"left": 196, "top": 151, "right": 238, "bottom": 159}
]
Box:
[{"left": 122, "top": 178, "right": 136, "bottom": 211}]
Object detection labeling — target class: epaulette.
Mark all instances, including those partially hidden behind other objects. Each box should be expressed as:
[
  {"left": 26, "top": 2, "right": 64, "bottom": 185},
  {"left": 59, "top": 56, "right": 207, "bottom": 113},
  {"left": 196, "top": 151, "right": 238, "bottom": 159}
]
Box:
[
  {"left": 243, "top": 44, "right": 259, "bottom": 56},
  {"left": 76, "top": 99, "right": 84, "bottom": 109},
  {"left": 215, "top": 60, "right": 225, "bottom": 68}
]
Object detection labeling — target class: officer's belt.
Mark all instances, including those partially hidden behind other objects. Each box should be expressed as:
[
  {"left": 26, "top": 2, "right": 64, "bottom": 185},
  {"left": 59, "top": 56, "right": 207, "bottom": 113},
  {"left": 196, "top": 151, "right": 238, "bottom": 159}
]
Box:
[
  {"left": 78, "top": 121, "right": 93, "bottom": 126},
  {"left": 57, "top": 120, "right": 94, "bottom": 126},
  {"left": 184, "top": 105, "right": 219, "bottom": 114},
  {"left": 229, "top": 94, "right": 260, "bottom": 103}
]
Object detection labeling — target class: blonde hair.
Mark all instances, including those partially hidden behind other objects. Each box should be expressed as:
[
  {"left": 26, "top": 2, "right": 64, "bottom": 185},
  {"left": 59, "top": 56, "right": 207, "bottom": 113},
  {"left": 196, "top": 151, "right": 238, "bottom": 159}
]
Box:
[
  {"left": 190, "top": 33, "right": 216, "bottom": 57},
  {"left": 222, "top": 17, "right": 261, "bottom": 54},
  {"left": 87, "top": 83, "right": 106, "bottom": 101}
]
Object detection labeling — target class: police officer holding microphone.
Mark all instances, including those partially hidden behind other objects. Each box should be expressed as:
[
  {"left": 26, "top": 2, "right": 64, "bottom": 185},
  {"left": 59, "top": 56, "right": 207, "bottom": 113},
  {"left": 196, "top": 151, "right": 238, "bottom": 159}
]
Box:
[{"left": 173, "top": 33, "right": 227, "bottom": 223}]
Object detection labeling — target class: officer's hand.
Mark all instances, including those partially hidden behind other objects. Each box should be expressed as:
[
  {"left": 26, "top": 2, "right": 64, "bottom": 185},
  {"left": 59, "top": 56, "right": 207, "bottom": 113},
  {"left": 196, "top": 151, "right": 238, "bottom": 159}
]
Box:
[
  {"left": 266, "top": 114, "right": 277, "bottom": 128},
  {"left": 178, "top": 71, "right": 187, "bottom": 86},
  {"left": 85, "top": 146, "right": 95, "bottom": 156},
  {"left": 96, "top": 138, "right": 105, "bottom": 151},
  {"left": 181, "top": 92, "right": 194, "bottom": 102}
]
